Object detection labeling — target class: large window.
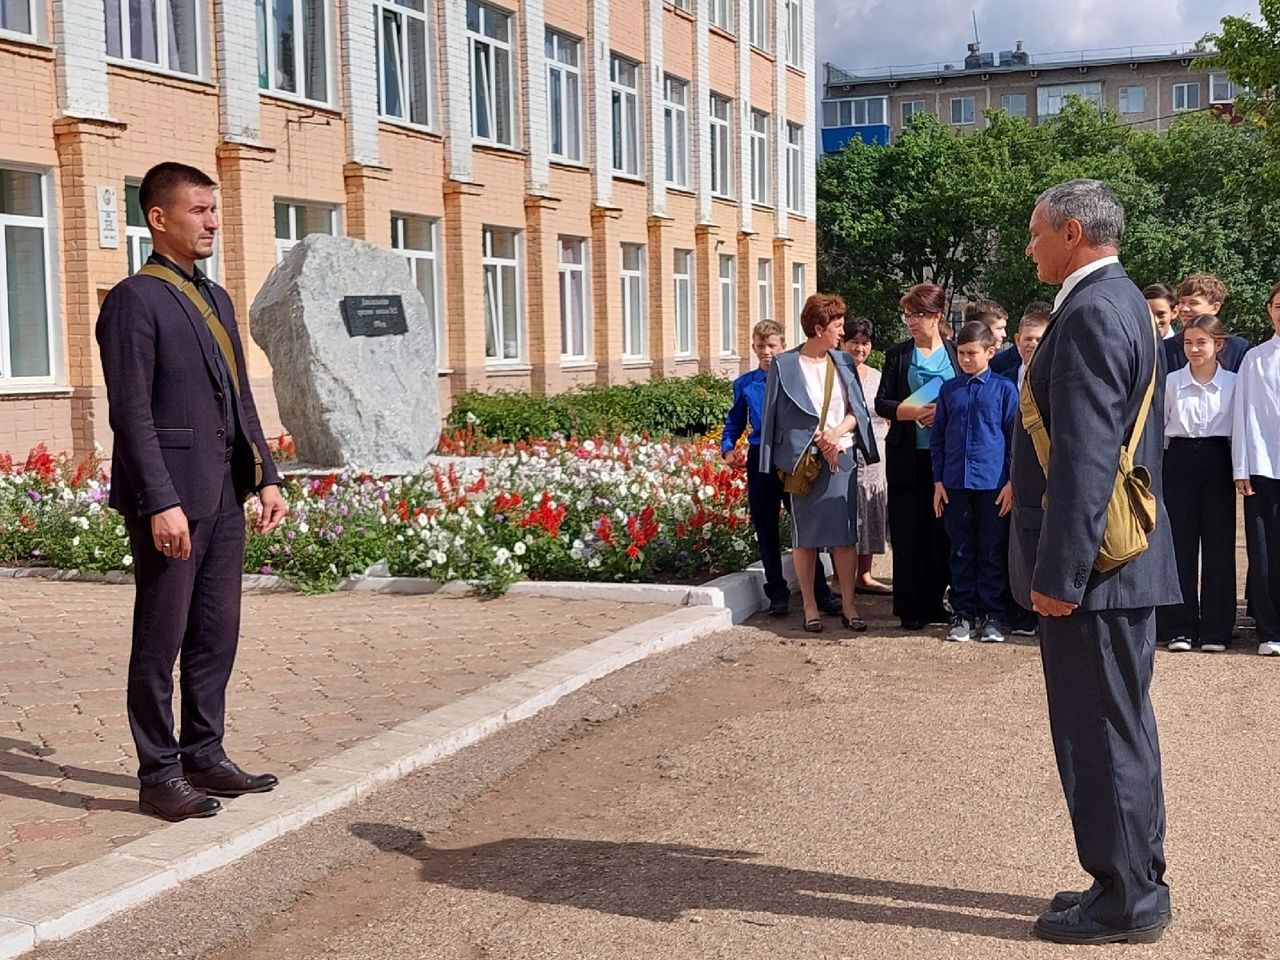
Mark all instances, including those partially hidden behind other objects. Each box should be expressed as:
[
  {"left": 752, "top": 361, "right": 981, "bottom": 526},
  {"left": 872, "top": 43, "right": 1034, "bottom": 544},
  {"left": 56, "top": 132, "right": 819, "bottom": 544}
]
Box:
[
  {"left": 663, "top": 76, "right": 689, "bottom": 188},
  {"left": 468, "top": 1, "right": 515, "bottom": 146},
  {"left": 1173, "top": 82, "right": 1201, "bottom": 112},
  {"left": 757, "top": 259, "right": 772, "bottom": 321},
  {"left": 1210, "top": 72, "right": 1242, "bottom": 105},
  {"left": 1118, "top": 85, "right": 1145, "bottom": 115},
  {"left": 718, "top": 254, "right": 735, "bottom": 355},
  {"left": 901, "top": 99, "right": 926, "bottom": 126},
  {"left": 822, "top": 97, "right": 887, "bottom": 127},
  {"left": 750, "top": 109, "right": 770, "bottom": 206},
  {"left": 106, "top": 0, "right": 201, "bottom": 74},
  {"left": 1, "top": 0, "right": 35, "bottom": 35},
  {"left": 558, "top": 237, "right": 588, "bottom": 359},
  {"left": 274, "top": 199, "right": 337, "bottom": 260},
  {"left": 791, "top": 263, "right": 805, "bottom": 344},
  {"left": 748, "top": 0, "right": 768, "bottom": 49},
  {"left": 483, "top": 226, "right": 522, "bottom": 362},
  {"left": 785, "top": 122, "right": 803, "bottom": 213},
  {"left": 1000, "top": 93, "right": 1027, "bottom": 117},
  {"left": 376, "top": 0, "right": 432, "bottom": 127},
  {"left": 784, "top": 0, "right": 801, "bottom": 67},
  {"left": 708, "top": 0, "right": 731, "bottom": 31},
  {"left": 391, "top": 215, "right": 444, "bottom": 367},
  {"left": 949, "top": 96, "right": 976, "bottom": 125},
  {"left": 611, "top": 55, "right": 640, "bottom": 177},
  {"left": 257, "top": 0, "right": 330, "bottom": 102},
  {"left": 1036, "top": 82, "right": 1102, "bottom": 118},
  {"left": 546, "top": 30, "right": 582, "bottom": 162},
  {"left": 0, "top": 169, "right": 53, "bottom": 383},
  {"left": 710, "top": 93, "right": 733, "bottom": 198},
  {"left": 673, "top": 250, "right": 693, "bottom": 357},
  {"left": 621, "top": 244, "right": 646, "bottom": 359}
]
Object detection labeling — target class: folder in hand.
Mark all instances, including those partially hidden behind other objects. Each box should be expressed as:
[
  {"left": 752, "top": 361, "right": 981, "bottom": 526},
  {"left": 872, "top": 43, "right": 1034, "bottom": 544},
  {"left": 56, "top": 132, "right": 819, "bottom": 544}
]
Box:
[{"left": 903, "top": 377, "right": 944, "bottom": 407}]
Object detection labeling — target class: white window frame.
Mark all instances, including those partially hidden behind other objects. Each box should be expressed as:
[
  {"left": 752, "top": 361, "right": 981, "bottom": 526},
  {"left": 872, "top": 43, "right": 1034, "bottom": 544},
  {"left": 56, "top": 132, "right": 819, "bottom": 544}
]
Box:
[
  {"left": 483, "top": 225, "right": 523, "bottom": 363},
  {"left": 901, "top": 99, "right": 925, "bottom": 126},
  {"left": 1209, "top": 73, "right": 1240, "bottom": 105},
  {"left": 663, "top": 75, "right": 689, "bottom": 188},
  {"left": 667, "top": 0, "right": 691, "bottom": 10},
  {"left": 1118, "top": 85, "right": 1145, "bottom": 115},
  {"left": 949, "top": 96, "right": 976, "bottom": 126},
  {"left": 557, "top": 236, "right": 589, "bottom": 359},
  {"left": 274, "top": 199, "right": 339, "bottom": 261},
  {"left": 0, "top": 167, "right": 56, "bottom": 386},
  {"left": 673, "top": 249, "right": 694, "bottom": 358},
  {"left": 375, "top": 0, "right": 434, "bottom": 129},
  {"left": 468, "top": 1, "right": 516, "bottom": 146},
  {"left": 0, "top": 0, "right": 38, "bottom": 38},
  {"left": 257, "top": 0, "right": 332, "bottom": 103},
  {"left": 391, "top": 214, "right": 445, "bottom": 368},
  {"left": 822, "top": 96, "right": 887, "bottom": 127},
  {"left": 546, "top": 29, "right": 583, "bottom": 162},
  {"left": 791, "top": 262, "right": 805, "bottom": 344},
  {"left": 757, "top": 258, "right": 772, "bottom": 321},
  {"left": 620, "top": 243, "right": 647, "bottom": 360},
  {"left": 784, "top": 0, "right": 801, "bottom": 67},
  {"left": 124, "top": 182, "right": 154, "bottom": 277},
  {"left": 708, "top": 0, "right": 732, "bottom": 31},
  {"left": 748, "top": 0, "right": 768, "bottom": 50},
  {"left": 710, "top": 93, "right": 733, "bottom": 198},
  {"left": 750, "top": 109, "right": 771, "bottom": 206},
  {"left": 106, "top": 0, "right": 204, "bottom": 77},
  {"left": 1172, "top": 82, "right": 1201, "bottom": 112},
  {"left": 718, "top": 254, "right": 736, "bottom": 356},
  {"left": 1035, "top": 82, "right": 1102, "bottom": 118},
  {"left": 785, "top": 122, "right": 803, "bottom": 213},
  {"left": 610, "top": 54, "right": 641, "bottom": 177},
  {"left": 999, "top": 93, "right": 1026, "bottom": 117}
]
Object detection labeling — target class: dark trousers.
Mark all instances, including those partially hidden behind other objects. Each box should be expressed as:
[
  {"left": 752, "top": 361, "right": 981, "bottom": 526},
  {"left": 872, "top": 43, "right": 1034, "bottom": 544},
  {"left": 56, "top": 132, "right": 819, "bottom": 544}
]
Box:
[
  {"left": 1039, "top": 607, "right": 1169, "bottom": 929},
  {"left": 747, "top": 446, "right": 832, "bottom": 604},
  {"left": 125, "top": 465, "right": 246, "bottom": 787},
  {"left": 887, "top": 450, "right": 951, "bottom": 623},
  {"left": 942, "top": 488, "right": 1005, "bottom": 621},
  {"left": 1158, "top": 438, "right": 1236, "bottom": 645},
  {"left": 1244, "top": 475, "right": 1280, "bottom": 644}
]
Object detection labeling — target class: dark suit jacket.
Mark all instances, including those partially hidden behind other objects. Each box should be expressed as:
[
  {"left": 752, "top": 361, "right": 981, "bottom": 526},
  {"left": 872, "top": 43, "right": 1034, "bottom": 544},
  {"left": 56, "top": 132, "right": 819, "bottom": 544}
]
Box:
[
  {"left": 990, "top": 346, "right": 1022, "bottom": 382},
  {"left": 1163, "top": 327, "right": 1250, "bottom": 374},
  {"left": 1008, "top": 262, "right": 1179, "bottom": 611},
  {"left": 759, "top": 348, "right": 879, "bottom": 476},
  {"left": 96, "top": 271, "right": 281, "bottom": 522},
  {"left": 873, "top": 338, "right": 961, "bottom": 486}
]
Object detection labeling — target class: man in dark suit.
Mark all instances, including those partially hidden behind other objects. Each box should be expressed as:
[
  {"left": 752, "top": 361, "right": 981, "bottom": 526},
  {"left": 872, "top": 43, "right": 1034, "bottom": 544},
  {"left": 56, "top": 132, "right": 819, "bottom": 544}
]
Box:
[
  {"left": 1011, "top": 180, "right": 1181, "bottom": 944},
  {"left": 97, "top": 162, "right": 288, "bottom": 821}
]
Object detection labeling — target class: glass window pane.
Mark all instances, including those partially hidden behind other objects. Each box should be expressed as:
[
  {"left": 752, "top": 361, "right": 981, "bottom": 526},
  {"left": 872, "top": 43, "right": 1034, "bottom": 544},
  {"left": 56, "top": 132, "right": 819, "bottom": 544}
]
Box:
[
  {"left": 104, "top": 0, "right": 123, "bottom": 56},
  {"left": 302, "top": 0, "right": 327, "bottom": 100},
  {"left": 415, "top": 258, "right": 436, "bottom": 327},
  {"left": 298, "top": 203, "right": 332, "bottom": 236},
  {"left": 490, "top": 228, "right": 515, "bottom": 259},
  {"left": 407, "top": 16, "right": 429, "bottom": 124},
  {"left": 566, "top": 71, "right": 581, "bottom": 159},
  {"left": 125, "top": 184, "right": 144, "bottom": 227},
  {"left": 167, "top": 0, "right": 198, "bottom": 73},
  {"left": 381, "top": 8, "right": 403, "bottom": 116},
  {"left": 0, "top": 170, "right": 42, "bottom": 217},
  {"left": 473, "top": 42, "right": 491, "bottom": 138},
  {"left": 273, "top": 0, "right": 296, "bottom": 91},
  {"left": 483, "top": 263, "right": 498, "bottom": 357},
  {"left": 500, "top": 264, "right": 517, "bottom": 357},
  {"left": 1, "top": 0, "right": 32, "bottom": 33},
  {"left": 274, "top": 201, "right": 291, "bottom": 239},
  {"left": 129, "top": 0, "right": 159, "bottom": 62},
  {"left": 256, "top": 0, "right": 269, "bottom": 87},
  {"left": 6, "top": 225, "right": 50, "bottom": 377},
  {"left": 549, "top": 67, "right": 563, "bottom": 154},
  {"left": 494, "top": 46, "right": 511, "bottom": 143}
]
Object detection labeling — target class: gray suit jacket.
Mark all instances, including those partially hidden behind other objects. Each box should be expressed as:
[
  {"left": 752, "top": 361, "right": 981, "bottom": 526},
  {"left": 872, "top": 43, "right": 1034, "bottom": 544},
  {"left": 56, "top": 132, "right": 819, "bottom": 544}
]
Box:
[
  {"left": 1008, "top": 262, "right": 1180, "bottom": 611},
  {"left": 759, "top": 348, "right": 879, "bottom": 475}
]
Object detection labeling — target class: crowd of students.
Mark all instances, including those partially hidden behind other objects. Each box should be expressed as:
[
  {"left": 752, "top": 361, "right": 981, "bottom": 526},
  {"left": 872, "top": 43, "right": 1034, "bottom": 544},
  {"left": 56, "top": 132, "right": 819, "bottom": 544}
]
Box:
[{"left": 721, "top": 272, "right": 1280, "bottom": 655}]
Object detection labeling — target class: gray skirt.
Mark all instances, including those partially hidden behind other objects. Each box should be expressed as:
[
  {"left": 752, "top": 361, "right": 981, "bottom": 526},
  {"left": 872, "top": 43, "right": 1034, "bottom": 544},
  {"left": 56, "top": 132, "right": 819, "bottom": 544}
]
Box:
[{"left": 790, "top": 449, "right": 859, "bottom": 549}]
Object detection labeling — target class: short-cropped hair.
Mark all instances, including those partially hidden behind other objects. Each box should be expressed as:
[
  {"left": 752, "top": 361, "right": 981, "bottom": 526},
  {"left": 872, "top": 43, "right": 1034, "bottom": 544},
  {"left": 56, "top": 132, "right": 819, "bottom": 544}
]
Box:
[
  {"left": 956, "top": 321, "right": 995, "bottom": 349},
  {"left": 138, "top": 162, "right": 216, "bottom": 225},
  {"left": 1142, "top": 282, "right": 1177, "bottom": 307},
  {"left": 963, "top": 298, "right": 1008, "bottom": 328},
  {"left": 752, "top": 319, "right": 785, "bottom": 342},
  {"left": 801, "top": 293, "right": 847, "bottom": 337},
  {"left": 1035, "top": 179, "right": 1125, "bottom": 248},
  {"left": 842, "top": 316, "right": 874, "bottom": 343},
  {"left": 1177, "top": 273, "right": 1228, "bottom": 305},
  {"left": 1020, "top": 300, "right": 1053, "bottom": 326},
  {"left": 900, "top": 283, "right": 946, "bottom": 317}
]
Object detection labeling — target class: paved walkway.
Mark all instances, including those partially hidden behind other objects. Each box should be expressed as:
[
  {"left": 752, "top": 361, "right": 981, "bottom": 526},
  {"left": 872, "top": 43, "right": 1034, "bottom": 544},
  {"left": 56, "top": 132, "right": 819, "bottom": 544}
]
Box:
[{"left": 0, "top": 579, "right": 670, "bottom": 895}]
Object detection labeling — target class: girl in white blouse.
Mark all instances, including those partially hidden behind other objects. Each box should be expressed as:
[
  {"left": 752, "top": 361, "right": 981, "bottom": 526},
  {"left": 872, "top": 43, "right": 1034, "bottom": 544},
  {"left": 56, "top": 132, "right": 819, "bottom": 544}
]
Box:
[{"left": 1160, "top": 314, "right": 1237, "bottom": 652}]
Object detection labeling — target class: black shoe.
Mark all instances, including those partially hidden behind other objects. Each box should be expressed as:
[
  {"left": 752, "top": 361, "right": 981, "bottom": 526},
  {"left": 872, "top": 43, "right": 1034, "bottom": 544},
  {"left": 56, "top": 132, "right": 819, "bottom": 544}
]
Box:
[
  {"left": 818, "top": 594, "right": 843, "bottom": 615},
  {"left": 184, "top": 758, "right": 279, "bottom": 797},
  {"left": 1033, "top": 906, "right": 1168, "bottom": 945},
  {"left": 1049, "top": 888, "right": 1172, "bottom": 919},
  {"left": 900, "top": 619, "right": 927, "bottom": 631},
  {"left": 139, "top": 777, "right": 221, "bottom": 821},
  {"left": 768, "top": 597, "right": 790, "bottom": 617}
]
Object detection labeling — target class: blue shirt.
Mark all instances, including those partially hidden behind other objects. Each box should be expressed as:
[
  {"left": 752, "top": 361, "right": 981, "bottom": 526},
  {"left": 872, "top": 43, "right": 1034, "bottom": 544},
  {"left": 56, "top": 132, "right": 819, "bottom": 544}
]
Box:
[
  {"left": 721, "top": 367, "right": 768, "bottom": 454},
  {"left": 930, "top": 368, "right": 1018, "bottom": 490},
  {"left": 908, "top": 345, "right": 956, "bottom": 449}
]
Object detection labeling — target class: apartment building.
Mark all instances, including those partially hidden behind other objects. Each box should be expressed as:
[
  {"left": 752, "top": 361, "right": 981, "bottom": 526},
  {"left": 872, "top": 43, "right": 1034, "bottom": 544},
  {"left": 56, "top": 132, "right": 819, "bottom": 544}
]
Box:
[
  {"left": 0, "top": 0, "right": 816, "bottom": 458},
  {"left": 821, "top": 41, "right": 1240, "bottom": 152}
]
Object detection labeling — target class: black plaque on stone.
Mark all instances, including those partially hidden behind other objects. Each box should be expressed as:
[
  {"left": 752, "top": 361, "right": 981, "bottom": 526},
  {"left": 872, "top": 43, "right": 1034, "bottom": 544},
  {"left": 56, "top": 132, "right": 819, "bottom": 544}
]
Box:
[{"left": 340, "top": 295, "right": 409, "bottom": 338}]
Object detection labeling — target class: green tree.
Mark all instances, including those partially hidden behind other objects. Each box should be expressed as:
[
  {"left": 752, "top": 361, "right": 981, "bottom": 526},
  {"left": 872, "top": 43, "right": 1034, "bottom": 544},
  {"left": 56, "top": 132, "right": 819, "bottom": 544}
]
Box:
[{"left": 1203, "top": 1, "right": 1280, "bottom": 181}]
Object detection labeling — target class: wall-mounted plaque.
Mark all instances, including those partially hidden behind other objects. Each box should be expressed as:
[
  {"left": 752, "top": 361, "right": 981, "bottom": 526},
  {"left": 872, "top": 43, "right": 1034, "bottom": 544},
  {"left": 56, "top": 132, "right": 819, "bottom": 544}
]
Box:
[{"left": 340, "top": 295, "right": 409, "bottom": 338}]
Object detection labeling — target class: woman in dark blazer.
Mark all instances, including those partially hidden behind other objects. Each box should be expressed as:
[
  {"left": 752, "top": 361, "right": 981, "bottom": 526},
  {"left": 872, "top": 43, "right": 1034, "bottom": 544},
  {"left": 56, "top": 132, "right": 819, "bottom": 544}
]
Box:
[{"left": 874, "top": 283, "right": 960, "bottom": 629}]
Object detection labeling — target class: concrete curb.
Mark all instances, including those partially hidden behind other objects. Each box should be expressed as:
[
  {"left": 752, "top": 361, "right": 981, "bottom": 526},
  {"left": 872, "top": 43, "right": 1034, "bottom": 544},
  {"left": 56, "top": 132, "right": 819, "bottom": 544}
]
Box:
[{"left": 0, "top": 604, "right": 734, "bottom": 959}]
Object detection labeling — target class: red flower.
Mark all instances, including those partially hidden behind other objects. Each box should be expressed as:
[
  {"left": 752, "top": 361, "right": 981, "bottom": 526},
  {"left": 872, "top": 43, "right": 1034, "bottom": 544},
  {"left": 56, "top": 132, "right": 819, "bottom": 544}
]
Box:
[{"left": 626, "top": 545, "right": 641, "bottom": 559}]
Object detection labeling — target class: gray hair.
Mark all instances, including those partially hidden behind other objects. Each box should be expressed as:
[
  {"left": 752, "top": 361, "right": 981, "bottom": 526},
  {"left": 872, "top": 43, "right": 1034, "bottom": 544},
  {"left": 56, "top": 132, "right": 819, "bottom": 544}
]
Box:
[{"left": 1035, "top": 179, "right": 1125, "bottom": 248}]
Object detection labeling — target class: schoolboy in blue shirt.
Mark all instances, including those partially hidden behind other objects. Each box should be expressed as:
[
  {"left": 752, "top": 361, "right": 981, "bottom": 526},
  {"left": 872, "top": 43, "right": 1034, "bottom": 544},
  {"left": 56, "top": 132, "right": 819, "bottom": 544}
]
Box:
[
  {"left": 931, "top": 321, "right": 1018, "bottom": 643},
  {"left": 722, "top": 320, "right": 840, "bottom": 617}
]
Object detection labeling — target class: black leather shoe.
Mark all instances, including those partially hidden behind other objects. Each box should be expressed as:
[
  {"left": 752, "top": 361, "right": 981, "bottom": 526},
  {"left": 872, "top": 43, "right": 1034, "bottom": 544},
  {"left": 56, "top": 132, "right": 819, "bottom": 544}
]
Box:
[
  {"left": 139, "top": 777, "right": 221, "bottom": 821},
  {"left": 1049, "top": 888, "right": 1172, "bottom": 919},
  {"left": 768, "top": 597, "right": 790, "bottom": 617},
  {"left": 1033, "top": 906, "right": 1168, "bottom": 945},
  {"left": 184, "top": 758, "right": 279, "bottom": 797},
  {"left": 818, "top": 595, "right": 843, "bottom": 615},
  {"left": 901, "top": 619, "right": 927, "bottom": 631}
]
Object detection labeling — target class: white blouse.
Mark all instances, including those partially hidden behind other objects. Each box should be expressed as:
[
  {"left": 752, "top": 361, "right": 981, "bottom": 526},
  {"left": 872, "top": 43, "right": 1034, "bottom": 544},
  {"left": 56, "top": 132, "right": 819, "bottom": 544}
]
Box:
[
  {"left": 1233, "top": 336, "right": 1280, "bottom": 481},
  {"left": 798, "top": 354, "right": 853, "bottom": 451},
  {"left": 1164, "top": 365, "right": 1236, "bottom": 440}
]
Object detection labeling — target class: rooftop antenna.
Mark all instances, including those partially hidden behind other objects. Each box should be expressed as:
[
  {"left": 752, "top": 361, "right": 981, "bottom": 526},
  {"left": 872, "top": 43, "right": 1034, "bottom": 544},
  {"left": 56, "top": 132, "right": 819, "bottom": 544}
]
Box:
[{"left": 972, "top": 10, "right": 980, "bottom": 45}]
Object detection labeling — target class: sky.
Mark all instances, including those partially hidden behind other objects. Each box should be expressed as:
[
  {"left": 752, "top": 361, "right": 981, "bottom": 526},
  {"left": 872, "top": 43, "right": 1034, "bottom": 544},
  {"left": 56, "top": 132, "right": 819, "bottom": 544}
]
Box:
[{"left": 817, "top": 0, "right": 1262, "bottom": 77}]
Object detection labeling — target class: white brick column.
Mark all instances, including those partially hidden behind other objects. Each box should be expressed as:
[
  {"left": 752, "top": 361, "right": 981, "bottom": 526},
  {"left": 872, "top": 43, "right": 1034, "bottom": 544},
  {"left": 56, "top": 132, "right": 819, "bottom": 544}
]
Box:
[
  {"left": 645, "top": 0, "right": 666, "bottom": 218},
  {"left": 521, "top": 0, "right": 550, "bottom": 193},
  {"left": 213, "top": 0, "right": 262, "bottom": 141},
  {"left": 772, "top": 0, "right": 787, "bottom": 237},
  {"left": 588, "top": 0, "right": 613, "bottom": 207},
  {"left": 440, "top": 0, "right": 475, "bottom": 181},
  {"left": 736, "top": 0, "right": 752, "bottom": 234},
  {"left": 802, "top": 0, "right": 816, "bottom": 220},
  {"left": 693, "top": 0, "right": 712, "bottom": 224},
  {"left": 341, "top": 0, "right": 382, "bottom": 165},
  {"left": 52, "top": 0, "right": 110, "bottom": 118}
]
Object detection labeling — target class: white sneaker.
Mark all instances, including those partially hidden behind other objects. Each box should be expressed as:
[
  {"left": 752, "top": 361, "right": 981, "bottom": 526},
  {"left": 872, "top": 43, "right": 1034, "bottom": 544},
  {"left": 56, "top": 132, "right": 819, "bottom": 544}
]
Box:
[
  {"left": 1258, "top": 641, "right": 1280, "bottom": 657},
  {"left": 946, "top": 617, "right": 972, "bottom": 642},
  {"left": 1167, "top": 638, "right": 1193, "bottom": 652},
  {"left": 979, "top": 618, "right": 1005, "bottom": 643},
  {"left": 1201, "top": 643, "right": 1227, "bottom": 653}
]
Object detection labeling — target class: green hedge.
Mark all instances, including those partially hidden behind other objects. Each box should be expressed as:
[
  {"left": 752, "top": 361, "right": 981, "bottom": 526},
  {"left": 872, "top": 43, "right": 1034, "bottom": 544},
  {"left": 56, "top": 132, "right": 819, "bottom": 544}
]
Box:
[{"left": 447, "top": 374, "right": 734, "bottom": 440}]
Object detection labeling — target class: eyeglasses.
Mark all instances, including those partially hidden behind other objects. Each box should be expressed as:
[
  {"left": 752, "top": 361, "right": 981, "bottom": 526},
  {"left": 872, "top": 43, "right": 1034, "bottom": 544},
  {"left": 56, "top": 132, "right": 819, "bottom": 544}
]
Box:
[{"left": 902, "top": 312, "right": 935, "bottom": 323}]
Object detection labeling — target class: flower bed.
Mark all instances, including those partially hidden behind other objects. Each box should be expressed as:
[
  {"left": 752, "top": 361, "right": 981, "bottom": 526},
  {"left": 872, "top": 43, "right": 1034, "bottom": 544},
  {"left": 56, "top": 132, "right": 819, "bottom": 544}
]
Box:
[{"left": 1, "top": 438, "right": 772, "bottom": 594}]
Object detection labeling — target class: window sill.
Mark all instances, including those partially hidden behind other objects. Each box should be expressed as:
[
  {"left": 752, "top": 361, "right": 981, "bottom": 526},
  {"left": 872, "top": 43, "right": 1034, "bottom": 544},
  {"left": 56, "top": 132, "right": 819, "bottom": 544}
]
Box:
[
  {"left": 666, "top": 184, "right": 695, "bottom": 196},
  {"left": 437, "top": 367, "right": 454, "bottom": 376},
  {"left": 622, "top": 359, "right": 653, "bottom": 369},
  {"left": 752, "top": 202, "right": 776, "bottom": 213},
  {"left": 709, "top": 24, "right": 736, "bottom": 41},
  {"left": 485, "top": 363, "right": 533, "bottom": 375},
  {"left": 560, "top": 359, "right": 598, "bottom": 371},
  {"left": 260, "top": 90, "right": 341, "bottom": 114},
  {"left": 473, "top": 141, "right": 526, "bottom": 158},
  {"left": 379, "top": 117, "right": 442, "bottom": 140},
  {"left": 612, "top": 172, "right": 647, "bottom": 185},
  {"left": 675, "top": 355, "right": 700, "bottom": 364},
  {"left": 787, "top": 209, "right": 808, "bottom": 221},
  {"left": 107, "top": 58, "right": 213, "bottom": 89},
  {"left": 750, "top": 45, "right": 775, "bottom": 61},
  {"left": 550, "top": 157, "right": 589, "bottom": 171},
  {"left": 0, "top": 384, "right": 71, "bottom": 398},
  {"left": 719, "top": 354, "right": 741, "bottom": 362},
  {"left": 711, "top": 193, "right": 737, "bottom": 205},
  {"left": 785, "top": 62, "right": 806, "bottom": 78},
  {"left": 0, "top": 32, "right": 52, "bottom": 56}
]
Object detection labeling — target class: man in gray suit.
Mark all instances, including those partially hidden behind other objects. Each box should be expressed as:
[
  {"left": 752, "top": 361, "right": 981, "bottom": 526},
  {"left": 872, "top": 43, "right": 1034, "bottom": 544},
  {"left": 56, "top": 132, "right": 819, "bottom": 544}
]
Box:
[{"left": 1010, "top": 180, "right": 1180, "bottom": 944}]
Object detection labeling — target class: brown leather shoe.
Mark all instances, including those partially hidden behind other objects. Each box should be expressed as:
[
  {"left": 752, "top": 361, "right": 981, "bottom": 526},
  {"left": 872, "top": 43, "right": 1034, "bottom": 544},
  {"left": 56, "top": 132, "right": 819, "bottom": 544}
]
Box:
[
  {"left": 139, "top": 777, "right": 221, "bottom": 821},
  {"left": 184, "top": 758, "right": 278, "bottom": 797}
]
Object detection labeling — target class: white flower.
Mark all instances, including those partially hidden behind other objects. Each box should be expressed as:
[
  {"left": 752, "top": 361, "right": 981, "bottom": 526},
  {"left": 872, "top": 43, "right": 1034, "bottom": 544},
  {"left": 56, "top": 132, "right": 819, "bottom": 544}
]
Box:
[
  {"left": 297, "top": 521, "right": 309, "bottom": 534},
  {"left": 431, "top": 549, "right": 447, "bottom": 564},
  {"left": 71, "top": 536, "right": 80, "bottom": 547},
  {"left": 416, "top": 513, "right": 429, "bottom": 527},
  {"left": 513, "top": 541, "right": 527, "bottom": 556},
  {"left": 701, "top": 484, "right": 716, "bottom": 499},
  {"left": 587, "top": 556, "right": 602, "bottom": 569},
  {"left": 494, "top": 547, "right": 511, "bottom": 564},
  {"left": 122, "top": 554, "right": 133, "bottom": 567}
]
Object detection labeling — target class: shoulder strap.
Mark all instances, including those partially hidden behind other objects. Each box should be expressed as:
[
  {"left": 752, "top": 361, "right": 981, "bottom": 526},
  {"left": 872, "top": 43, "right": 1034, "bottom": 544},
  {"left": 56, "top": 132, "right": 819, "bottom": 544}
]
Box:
[
  {"left": 1124, "top": 310, "right": 1160, "bottom": 454},
  {"left": 819, "top": 356, "right": 835, "bottom": 424},
  {"left": 138, "top": 263, "right": 242, "bottom": 399}
]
